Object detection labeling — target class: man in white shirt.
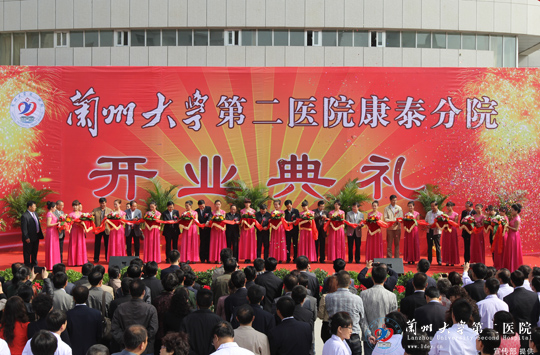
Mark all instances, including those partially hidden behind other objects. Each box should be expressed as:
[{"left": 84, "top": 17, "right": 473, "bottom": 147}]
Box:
[
  {"left": 383, "top": 195, "right": 403, "bottom": 258},
  {"left": 22, "top": 310, "right": 72, "bottom": 355},
  {"left": 211, "top": 321, "right": 255, "bottom": 355},
  {"left": 234, "top": 305, "right": 270, "bottom": 355},
  {"left": 424, "top": 202, "right": 443, "bottom": 266},
  {"left": 429, "top": 299, "right": 477, "bottom": 355},
  {"left": 519, "top": 265, "right": 534, "bottom": 291},
  {"left": 496, "top": 268, "right": 514, "bottom": 300},
  {"left": 477, "top": 278, "right": 509, "bottom": 329}
]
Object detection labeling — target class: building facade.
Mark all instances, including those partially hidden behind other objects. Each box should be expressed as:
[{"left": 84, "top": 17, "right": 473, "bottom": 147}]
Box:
[{"left": 0, "top": 0, "right": 539, "bottom": 67}]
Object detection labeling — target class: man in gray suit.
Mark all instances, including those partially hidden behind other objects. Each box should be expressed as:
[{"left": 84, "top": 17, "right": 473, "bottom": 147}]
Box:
[
  {"left": 125, "top": 201, "right": 143, "bottom": 257},
  {"left": 53, "top": 200, "right": 65, "bottom": 263},
  {"left": 346, "top": 202, "right": 364, "bottom": 264},
  {"left": 112, "top": 325, "right": 148, "bottom": 355},
  {"left": 52, "top": 272, "right": 74, "bottom": 312}
]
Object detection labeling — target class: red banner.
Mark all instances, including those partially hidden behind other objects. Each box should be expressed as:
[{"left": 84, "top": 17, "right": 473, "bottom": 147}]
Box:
[{"left": 0, "top": 67, "right": 538, "bottom": 253}]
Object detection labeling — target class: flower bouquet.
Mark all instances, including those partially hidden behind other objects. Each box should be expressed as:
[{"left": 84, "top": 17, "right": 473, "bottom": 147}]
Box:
[
  {"left": 79, "top": 213, "right": 94, "bottom": 221},
  {"left": 490, "top": 215, "right": 507, "bottom": 227},
  {"left": 483, "top": 216, "right": 493, "bottom": 233},
  {"left": 57, "top": 215, "right": 73, "bottom": 231},
  {"left": 460, "top": 215, "right": 476, "bottom": 234},
  {"left": 143, "top": 211, "right": 160, "bottom": 232},
  {"left": 366, "top": 215, "right": 380, "bottom": 224},
  {"left": 330, "top": 211, "right": 344, "bottom": 222},
  {"left": 402, "top": 212, "right": 418, "bottom": 233},
  {"left": 105, "top": 211, "right": 124, "bottom": 230},
  {"left": 212, "top": 214, "right": 225, "bottom": 222},
  {"left": 107, "top": 212, "right": 122, "bottom": 220},
  {"left": 366, "top": 214, "right": 385, "bottom": 235},
  {"left": 180, "top": 211, "right": 193, "bottom": 220},
  {"left": 144, "top": 211, "right": 159, "bottom": 221},
  {"left": 270, "top": 211, "right": 284, "bottom": 220},
  {"left": 241, "top": 210, "right": 256, "bottom": 219},
  {"left": 301, "top": 211, "right": 315, "bottom": 220},
  {"left": 78, "top": 213, "right": 95, "bottom": 233}
]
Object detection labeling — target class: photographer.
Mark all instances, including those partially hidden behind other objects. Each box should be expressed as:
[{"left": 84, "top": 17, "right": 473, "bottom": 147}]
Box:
[{"left": 357, "top": 260, "right": 398, "bottom": 291}]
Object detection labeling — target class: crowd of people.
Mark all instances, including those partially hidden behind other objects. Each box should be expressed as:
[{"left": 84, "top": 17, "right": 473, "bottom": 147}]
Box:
[
  {"left": 21, "top": 196, "right": 524, "bottom": 273},
  {"left": 0, "top": 245, "right": 539, "bottom": 355}
]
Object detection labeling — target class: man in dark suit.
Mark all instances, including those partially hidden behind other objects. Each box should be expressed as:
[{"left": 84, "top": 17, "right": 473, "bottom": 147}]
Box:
[
  {"left": 73, "top": 263, "right": 93, "bottom": 289},
  {"left": 125, "top": 201, "right": 143, "bottom": 257},
  {"left": 224, "top": 270, "right": 249, "bottom": 322},
  {"left": 231, "top": 285, "right": 275, "bottom": 334},
  {"left": 400, "top": 273, "right": 428, "bottom": 320},
  {"left": 296, "top": 256, "right": 320, "bottom": 304},
  {"left": 67, "top": 286, "right": 102, "bottom": 355},
  {"left": 463, "top": 262, "right": 487, "bottom": 302},
  {"left": 413, "top": 286, "right": 446, "bottom": 338},
  {"left": 255, "top": 204, "right": 271, "bottom": 260},
  {"left": 142, "top": 261, "right": 163, "bottom": 301},
  {"left": 196, "top": 199, "right": 212, "bottom": 263},
  {"left": 160, "top": 250, "right": 181, "bottom": 281},
  {"left": 161, "top": 201, "right": 180, "bottom": 263},
  {"left": 504, "top": 270, "right": 540, "bottom": 350},
  {"left": 313, "top": 201, "right": 328, "bottom": 263},
  {"left": 255, "top": 258, "right": 284, "bottom": 313},
  {"left": 92, "top": 197, "right": 113, "bottom": 263},
  {"left": 110, "top": 277, "right": 132, "bottom": 318},
  {"left": 358, "top": 260, "right": 399, "bottom": 292},
  {"left": 181, "top": 288, "right": 223, "bottom": 355},
  {"left": 460, "top": 201, "right": 476, "bottom": 264},
  {"left": 405, "top": 259, "right": 437, "bottom": 296},
  {"left": 225, "top": 205, "right": 240, "bottom": 260},
  {"left": 269, "top": 297, "right": 312, "bottom": 355},
  {"left": 21, "top": 200, "right": 44, "bottom": 267},
  {"left": 284, "top": 200, "right": 300, "bottom": 263},
  {"left": 292, "top": 286, "right": 315, "bottom": 355}
]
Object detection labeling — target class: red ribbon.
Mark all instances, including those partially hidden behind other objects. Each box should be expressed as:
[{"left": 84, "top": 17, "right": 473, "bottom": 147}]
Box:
[
  {"left": 297, "top": 219, "right": 319, "bottom": 240},
  {"left": 491, "top": 225, "right": 506, "bottom": 254}
]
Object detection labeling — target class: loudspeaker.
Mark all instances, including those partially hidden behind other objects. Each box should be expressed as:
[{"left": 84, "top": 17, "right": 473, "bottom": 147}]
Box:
[
  {"left": 108, "top": 256, "right": 137, "bottom": 270},
  {"left": 373, "top": 258, "right": 405, "bottom": 275}
]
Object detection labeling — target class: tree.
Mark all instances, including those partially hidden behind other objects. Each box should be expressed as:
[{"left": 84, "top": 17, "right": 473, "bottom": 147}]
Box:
[
  {"left": 224, "top": 180, "right": 272, "bottom": 211},
  {"left": 0, "top": 181, "right": 56, "bottom": 228},
  {"left": 413, "top": 184, "right": 449, "bottom": 212},
  {"left": 139, "top": 178, "right": 179, "bottom": 213},
  {"left": 324, "top": 178, "right": 371, "bottom": 213}
]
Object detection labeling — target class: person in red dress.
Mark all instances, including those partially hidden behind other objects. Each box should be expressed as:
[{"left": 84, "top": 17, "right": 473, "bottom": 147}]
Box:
[
  {"left": 441, "top": 201, "right": 460, "bottom": 266},
  {"left": 502, "top": 204, "right": 524, "bottom": 272},
  {"left": 403, "top": 201, "right": 420, "bottom": 265},
  {"left": 470, "top": 203, "right": 486, "bottom": 264}
]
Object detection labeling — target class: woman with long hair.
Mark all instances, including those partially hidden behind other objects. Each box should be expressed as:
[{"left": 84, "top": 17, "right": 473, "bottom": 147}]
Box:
[
  {"left": 143, "top": 201, "right": 162, "bottom": 263},
  {"left": 441, "top": 202, "right": 460, "bottom": 266},
  {"left": 502, "top": 204, "right": 524, "bottom": 272},
  {"left": 0, "top": 296, "right": 30, "bottom": 355},
  {"left": 107, "top": 199, "right": 127, "bottom": 261},
  {"left": 45, "top": 201, "right": 61, "bottom": 270},
  {"left": 68, "top": 200, "right": 87, "bottom": 266},
  {"left": 164, "top": 287, "right": 192, "bottom": 334},
  {"left": 318, "top": 275, "right": 338, "bottom": 343}
]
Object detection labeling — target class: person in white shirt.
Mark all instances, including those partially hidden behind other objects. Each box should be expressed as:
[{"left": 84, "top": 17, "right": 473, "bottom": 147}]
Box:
[
  {"left": 477, "top": 278, "right": 509, "bottom": 329},
  {"left": 372, "top": 311, "right": 406, "bottom": 355},
  {"left": 0, "top": 338, "right": 11, "bottom": 355},
  {"left": 424, "top": 202, "right": 443, "bottom": 266},
  {"left": 322, "top": 312, "right": 353, "bottom": 355},
  {"left": 233, "top": 305, "right": 270, "bottom": 355},
  {"left": 211, "top": 321, "right": 255, "bottom": 355},
  {"left": 22, "top": 310, "right": 72, "bottom": 355},
  {"left": 429, "top": 299, "right": 477, "bottom": 355},
  {"left": 402, "top": 331, "right": 431, "bottom": 355},
  {"left": 495, "top": 269, "right": 514, "bottom": 300}
]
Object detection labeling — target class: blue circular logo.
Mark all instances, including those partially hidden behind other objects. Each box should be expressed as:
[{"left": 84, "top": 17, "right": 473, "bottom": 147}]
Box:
[
  {"left": 10, "top": 91, "right": 46, "bottom": 128},
  {"left": 367, "top": 317, "right": 403, "bottom": 352}
]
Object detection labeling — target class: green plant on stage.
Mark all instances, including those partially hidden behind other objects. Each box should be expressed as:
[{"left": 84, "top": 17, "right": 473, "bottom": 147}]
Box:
[
  {"left": 0, "top": 219, "right": 6, "bottom": 232},
  {"left": 139, "top": 178, "right": 179, "bottom": 213},
  {"left": 397, "top": 271, "right": 415, "bottom": 286},
  {"left": 313, "top": 268, "right": 328, "bottom": 286},
  {"left": 325, "top": 179, "right": 371, "bottom": 213},
  {"left": 413, "top": 184, "right": 449, "bottom": 213},
  {"left": 0, "top": 181, "right": 56, "bottom": 228},
  {"left": 224, "top": 180, "right": 272, "bottom": 211},
  {"left": 195, "top": 268, "right": 216, "bottom": 287},
  {"left": 66, "top": 269, "right": 83, "bottom": 284}
]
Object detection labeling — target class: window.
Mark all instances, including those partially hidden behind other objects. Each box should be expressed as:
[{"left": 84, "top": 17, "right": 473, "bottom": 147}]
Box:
[
  {"left": 85, "top": 31, "right": 99, "bottom": 47},
  {"left": 338, "top": 30, "right": 353, "bottom": 47},
  {"left": 353, "top": 31, "right": 368, "bottom": 47},
  {"left": 116, "top": 31, "right": 129, "bottom": 46},
  {"left": 322, "top": 31, "right": 337, "bottom": 46},
  {"left": 491, "top": 36, "right": 503, "bottom": 67},
  {"left": 417, "top": 32, "right": 431, "bottom": 48},
  {"left": 162, "top": 30, "right": 176, "bottom": 46},
  {"left": 146, "top": 30, "right": 161, "bottom": 46},
  {"left": 503, "top": 36, "right": 516, "bottom": 68},
  {"left": 41, "top": 32, "right": 54, "bottom": 48},
  {"left": 210, "top": 30, "right": 224, "bottom": 46},
  {"left": 477, "top": 35, "right": 489, "bottom": 51},
  {"left": 290, "top": 30, "right": 304, "bottom": 46},
  {"left": 13, "top": 33, "right": 25, "bottom": 65},
  {"left": 27, "top": 33, "right": 40, "bottom": 48},
  {"left": 369, "top": 31, "right": 384, "bottom": 47},
  {"left": 241, "top": 30, "right": 256, "bottom": 46},
  {"left": 70, "top": 31, "right": 84, "bottom": 47},
  {"left": 274, "top": 30, "right": 288, "bottom": 46},
  {"left": 224, "top": 30, "right": 237, "bottom": 46},
  {"left": 462, "top": 34, "right": 475, "bottom": 50},
  {"left": 178, "top": 30, "right": 193, "bottom": 46},
  {"left": 258, "top": 30, "right": 272, "bottom": 46},
  {"left": 402, "top": 32, "right": 415, "bottom": 48},
  {"left": 386, "top": 31, "right": 400, "bottom": 47},
  {"left": 55, "top": 32, "right": 68, "bottom": 47},
  {"left": 131, "top": 30, "right": 145, "bottom": 46},
  {"left": 447, "top": 33, "right": 460, "bottom": 49},
  {"left": 0, "top": 34, "right": 11, "bottom": 65},
  {"left": 194, "top": 30, "right": 208, "bottom": 46},
  {"left": 100, "top": 31, "right": 113, "bottom": 47},
  {"left": 432, "top": 33, "right": 446, "bottom": 49},
  {"left": 306, "top": 30, "right": 321, "bottom": 46}
]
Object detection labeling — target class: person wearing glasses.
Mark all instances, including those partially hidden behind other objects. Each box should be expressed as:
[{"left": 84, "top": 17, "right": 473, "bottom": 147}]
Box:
[{"left": 322, "top": 312, "right": 353, "bottom": 355}]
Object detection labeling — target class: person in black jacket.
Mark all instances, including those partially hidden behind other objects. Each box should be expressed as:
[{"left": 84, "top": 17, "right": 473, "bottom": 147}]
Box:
[
  {"left": 255, "top": 258, "right": 284, "bottom": 313},
  {"left": 405, "top": 259, "right": 438, "bottom": 296},
  {"left": 358, "top": 260, "right": 398, "bottom": 291},
  {"left": 161, "top": 201, "right": 180, "bottom": 263},
  {"left": 284, "top": 200, "right": 300, "bottom": 263},
  {"left": 142, "top": 261, "right": 163, "bottom": 301},
  {"left": 413, "top": 286, "right": 447, "bottom": 338},
  {"left": 196, "top": 200, "right": 213, "bottom": 263},
  {"left": 464, "top": 263, "right": 487, "bottom": 302},
  {"left": 269, "top": 297, "right": 312, "bottom": 355},
  {"left": 295, "top": 256, "right": 320, "bottom": 304},
  {"left": 224, "top": 270, "right": 249, "bottom": 322},
  {"left": 256, "top": 205, "right": 271, "bottom": 260},
  {"left": 66, "top": 286, "right": 102, "bottom": 355},
  {"left": 21, "top": 201, "right": 44, "bottom": 267},
  {"left": 225, "top": 205, "right": 241, "bottom": 259},
  {"left": 27, "top": 293, "right": 71, "bottom": 346},
  {"left": 400, "top": 273, "right": 428, "bottom": 321},
  {"left": 231, "top": 285, "right": 275, "bottom": 334},
  {"left": 460, "top": 201, "right": 476, "bottom": 264}
]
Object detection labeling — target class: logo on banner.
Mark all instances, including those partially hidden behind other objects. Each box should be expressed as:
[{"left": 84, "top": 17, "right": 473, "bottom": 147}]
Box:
[{"left": 10, "top": 92, "right": 45, "bottom": 128}]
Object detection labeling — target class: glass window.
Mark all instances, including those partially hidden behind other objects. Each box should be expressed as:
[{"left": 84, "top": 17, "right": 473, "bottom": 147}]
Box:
[
  {"left": 386, "top": 31, "right": 400, "bottom": 47},
  {"left": 70, "top": 31, "right": 83, "bottom": 47},
  {"left": 503, "top": 36, "right": 516, "bottom": 67},
  {"left": 178, "top": 30, "right": 192, "bottom": 46},
  {"left": 193, "top": 30, "right": 208, "bottom": 46},
  {"left": 322, "top": 31, "right": 336, "bottom": 46},
  {"left": 146, "top": 30, "right": 161, "bottom": 46},
  {"left": 41, "top": 32, "right": 54, "bottom": 48},
  {"left": 477, "top": 35, "right": 489, "bottom": 50},
  {"left": 116, "top": 31, "right": 129, "bottom": 46},
  {"left": 274, "top": 30, "right": 288, "bottom": 46},
  {"left": 491, "top": 35, "right": 503, "bottom": 67},
  {"left": 56, "top": 32, "right": 68, "bottom": 47},
  {"left": 131, "top": 30, "right": 145, "bottom": 46},
  {"left": 100, "top": 30, "right": 113, "bottom": 47},
  {"left": 447, "top": 33, "right": 460, "bottom": 49},
  {"left": 338, "top": 31, "right": 353, "bottom": 47},
  {"left": 162, "top": 30, "right": 176, "bottom": 46},
  {"left": 85, "top": 31, "right": 98, "bottom": 47},
  {"left": 402, "top": 32, "right": 415, "bottom": 48},
  {"left": 462, "top": 34, "right": 475, "bottom": 50},
  {"left": 353, "top": 30, "right": 368, "bottom": 47},
  {"left": 0, "top": 33, "right": 11, "bottom": 65},
  {"left": 258, "top": 30, "right": 272, "bottom": 46},
  {"left": 13, "top": 33, "right": 25, "bottom": 65},
  {"left": 27, "top": 33, "right": 40, "bottom": 48},
  {"left": 242, "top": 30, "right": 255, "bottom": 46},
  {"left": 210, "top": 30, "right": 224, "bottom": 46},
  {"left": 290, "top": 30, "right": 304, "bottom": 46},
  {"left": 432, "top": 33, "right": 446, "bottom": 49},
  {"left": 417, "top": 32, "right": 431, "bottom": 48}
]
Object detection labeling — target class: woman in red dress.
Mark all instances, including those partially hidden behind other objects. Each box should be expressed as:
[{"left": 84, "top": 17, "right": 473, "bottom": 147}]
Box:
[
  {"left": 180, "top": 200, "right": 199, "bottom": 263},
  {"left": 327, "top": 200, "right": 346, "bottom": 261},
  {"left": 0, "top": 296, "right": 29, "bottom": 355},
  {"left": 107, "top": 199, "right": 127, "bottom": 261},
  {"left": 492, "top": 207, "right": 509, "bottom": 269},
  {"left": 209, "top": 200, "right": 227, "bottom": 263},
  {"left": 45, "top": 201, "right": 61, "bottom": 270},
  {"left": 269, "top": 200, "right": 287, "bottom": 262},
  {"left": 470, "top": 203, "right": 486, "bottom": 264},
  {"left": 441, "top": 201, "right": 460, "bottom": 266},
  {"left": 143, "top": 201, "right": 162, "bottom": 263},
  {"left": 239, "top": 199, "right": 257, "bottom": 263},
  {"left": 298, "top": 200, "right": 317, "bottom": 262},
  {"left": 502, "top": 204, "right": 524, "bottom": 272},
  {"left": 366, "top": 201, "right": 384, "bottom": 262},
  {"left": 403, "top": 201, "right": 420, "bottom": 265},
  {"left": 68, "top": 200, "right": 87, "bottom": 266}
]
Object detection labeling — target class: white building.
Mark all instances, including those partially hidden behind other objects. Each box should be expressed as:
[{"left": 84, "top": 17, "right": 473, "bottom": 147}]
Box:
[{"left": 0, "top": 0, "right": 539, "bottom": 67}]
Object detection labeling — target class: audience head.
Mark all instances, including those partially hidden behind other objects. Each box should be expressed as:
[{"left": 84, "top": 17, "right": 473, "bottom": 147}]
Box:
[
  {"left": 496, "top": 268, "right": 511, "bottom": 285},
  {"left": 493, "top": 311, "right": 516, "bottom": 338},
  {"left": 295, "top": 256, "right": 309, "bottom": 271},
  {"left": 88, "top": 271, "right": 103, "bottom": 287},
  {"left": 10, "top": 263, "right": 23, "bottom": 278},
  {"left": 17, "top": 285, "right": 34, "bottom": 303},
  {"left": 183, "top": 272, "right": 196, "bottom": 287},
  {"left": 130, "top": 258, "right": 144, "bottom": 268},
  {"left": 452, "top": 299, "right": 473, "bottom": 324},
  {"left": 385, "top": 311, "right": 407, "bottom": 335},
  {"left": 326, "top": 275, "right": 338, "bottom": 294},
  {"left": 236, "top": 304, "right": 255, "bottom": 326},
  {"left": 448, "top": 271, "right": 462, "bottom": 286},
  {"left": 437, "top": 278, "right": 452, "bottom": 298},
  {"left": 32, "top": 293, "right": 53, "bottom": 319},
  {"left": 1, "top": 296, "right": 29, "bottom": 345},
  {"left": 532, "top": 276, "right": 540, "bottom": 293},
  {"left": 253, "top": 258, "right": 265, "bottom": 272},
  {"left": 484, "top": 278, "right": 500, "bottom": 295},
  {"left": 402, "top": 331, "right": 431, "bottom": 355},
  {"left": 196, "top": 288, "right": 213, "bottom": 309},
  {"left": 169, "top": 250, "right": 181, "bottom": 264},
  {"left": 329, "top": 312, "right": 353, "bottom": 340},
  {"left": 297, "top": 273, "right": 309, "bottom": 289},
  {"left": 518, "top": 265, "right": 531, "bottom": 279},
  {"left": 417, "top": 259, "right": 430, "bottom": 273},
  {"left": 129, "top": 279, "right": 146, "bottom": 299},
  {"left": 276, "top": 297, "right": 295, "bottom": 319},
  {"left": 231, "top": 270, "right": 246, "bottom": 289},
  {"left": 52, "top": 272, "right": 68, "bottom": 289},
  {"left": 30, "top": 330, "right": 57, "bottom": 355},
  {"left": 126, "top": 265, "right": 142, "bottom": 278},
  {"left": 333, "top": 258, "right": 346, "bottom": 273},
  {"left": 372, "top": 265, "right": 388, "bottom": 284},
  {"left": 510, "top": 270, "right": 525, "bottom": 287},
  {"left": 120, "top": 277, "right": 133, "bottom": 295},
  {"left": 244, "top": 266, "right": 256, "bottom": 283},
  {"left": 108, "top": 265, "right": 121, "bottom": 280},
  {"left": 86, "top": 344, "right": 110, "bottom": 355},
  {"left": 223, "top": 258, "right": 237, "bottom": 274},
  {"left": 220, "top": 248, "right": 234, "bottom": 264},
  {"left": 45, "top": 309, "right": 67, "bottom": 333},
  {"left": 283, "top": 274, "right": 298, "bottom": 292},
  {"left": 425, "top": 286, "right": 440, "bottom": 301},
  {"left": 72, "top": 286, "right": 90, "bottom": 305},
  {"left": 92, "top": 264, "right": 106, "bottom": 276},
  {"left": 337, "top": 270, "right": 351, "bottom": 288},
  {"left": 476, "top": 328, "right": 500, "bottom": 355},
  {"left": 52, "top": 263, "right": 66, "bottom": 275},
  {"left": 530, "top": 327, "right": 540, "bottom": 353},
  {"left": 161, "top": 332, "right": 190, "bottom": 355},
  {"left": 247, "top": 285, "right": 264, "bottom": 305},
  {"left": 174, "top": 270, "right": 185, "bottom": 285},
  {"left": 212, "top": 322, "right": 235, "bottom": 349},
  {"left": 162, "top": 273, "right": 180, "bottom": 292},
  {"left": 81, "top": 263, "right": 94, "bottom": 276},
  {"left": 123, "top": 325, "right": 148, "bottom": 353},
  {"left": 265, "top": 257, "right": 278, "bottom": 272},
  {"left": 486, "top": 266, "right": 497, "bottom": 280},
  {"left": 291, "top": 285, "right": 307, "bottom": 305},
  {"left": 143, "top": 261, "right": 159, "bottom": 277},
  {"left": 170, "top": 288, "right": 191, "bottom": 318},
  {"left": 472, "top": 263, "right": 488, "bottom": 280}
]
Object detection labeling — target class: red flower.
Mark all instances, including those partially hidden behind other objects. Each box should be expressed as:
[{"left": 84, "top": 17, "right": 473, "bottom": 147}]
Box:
[
  {"left": 360, "top": 285, "right": 367, "bottom": 291},
  {"left": 34, "top": 282, "right": 42, "bottom": 290},
  {"left": 203, "top": 285, "right": 211, "bottom": 290},
  {"left": 354, "top": 285, "right": 360, "bottom": 289},
  {"left": 319, "top": 285, "right": 323, "bottom": 292},
  {"left": 394, "top": 285, "right": 406, "bottom": 293}
]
